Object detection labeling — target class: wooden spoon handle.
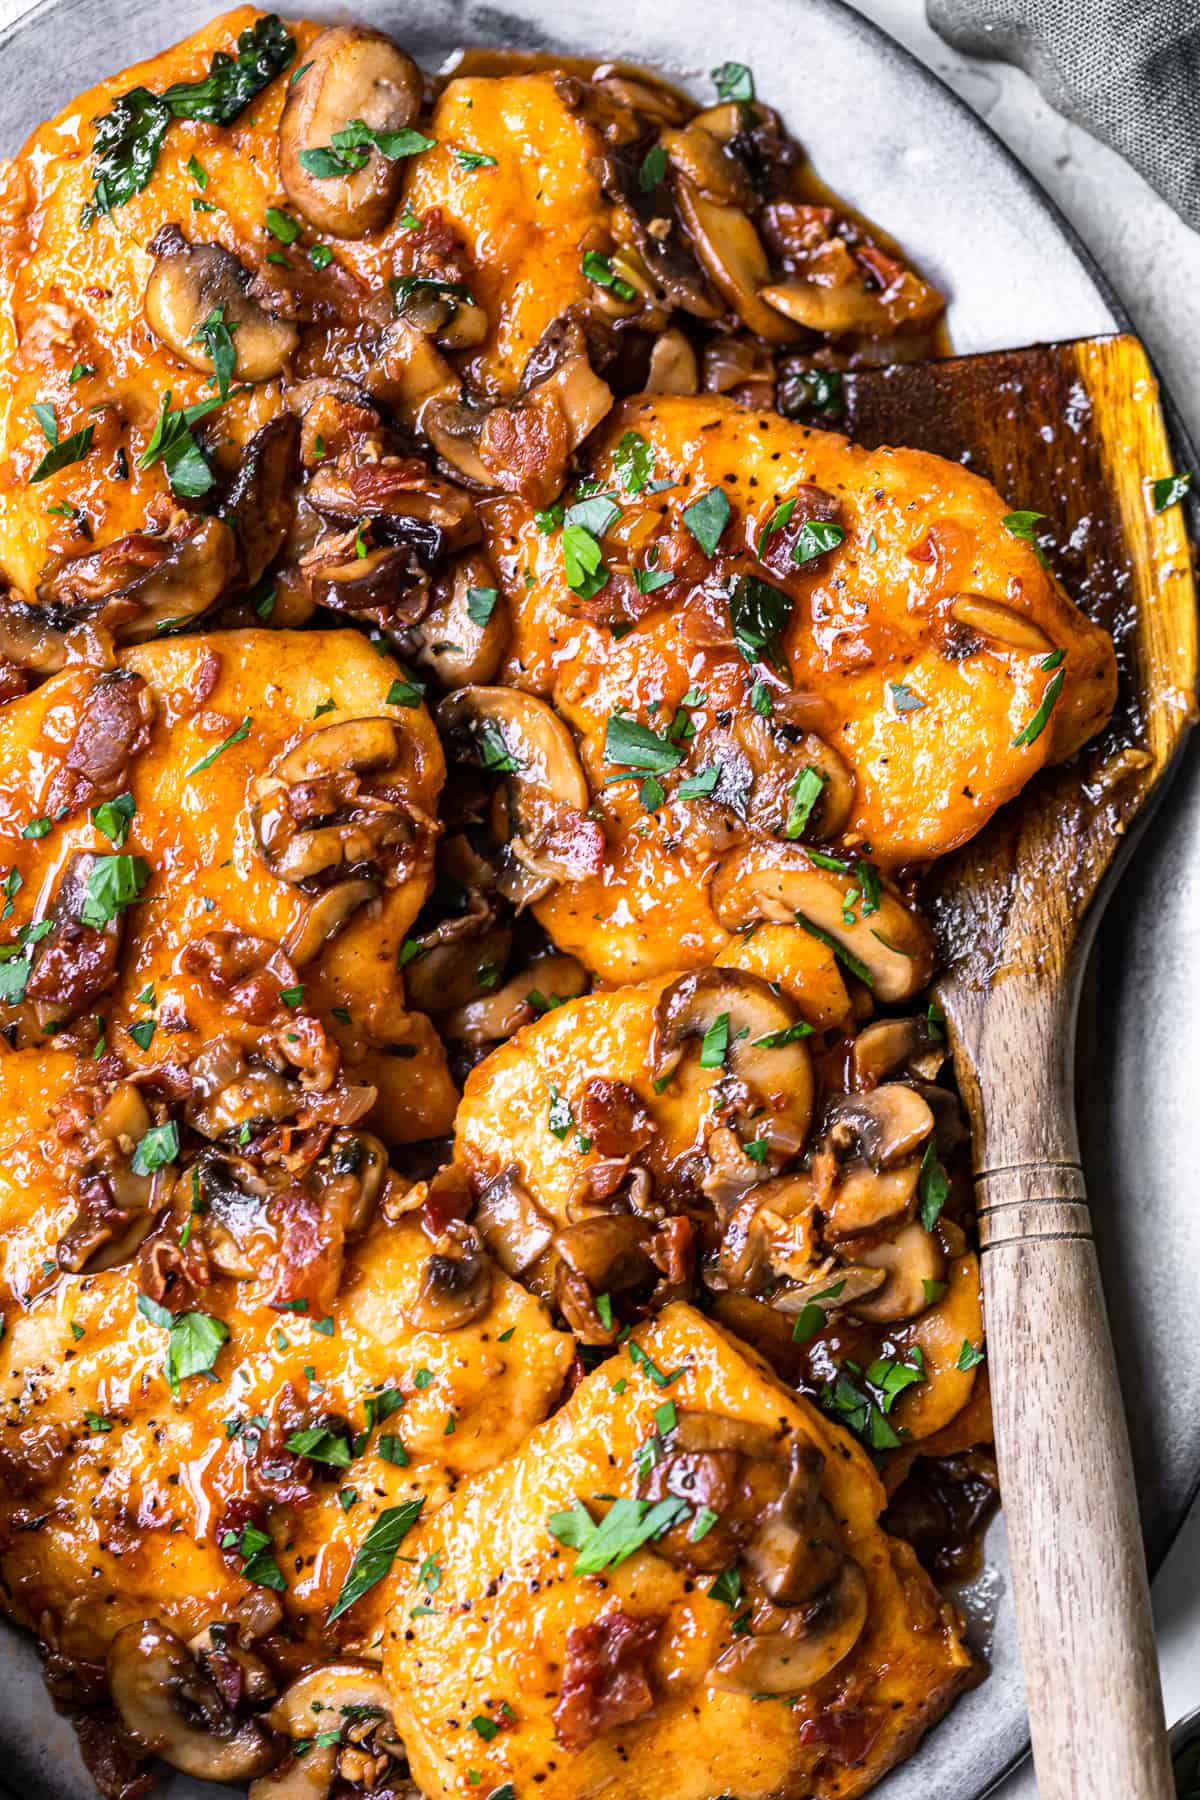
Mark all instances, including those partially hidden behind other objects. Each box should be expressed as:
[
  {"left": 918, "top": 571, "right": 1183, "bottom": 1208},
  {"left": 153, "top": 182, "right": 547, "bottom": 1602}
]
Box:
[{"left": 979, "top": 1165, "right": 1173, "bottom": 1798}]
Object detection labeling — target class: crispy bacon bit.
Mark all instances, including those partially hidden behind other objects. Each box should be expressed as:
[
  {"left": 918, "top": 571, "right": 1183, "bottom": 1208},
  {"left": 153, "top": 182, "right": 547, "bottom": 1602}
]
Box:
[
  {"left": 757, "top": 484, "right": 841, "bottom": 582},
  {"left": 347, "top": 458, "right": 435, "bottom": 504},
  {"left": 578, "top": 1078, "right": 655, "bottom": 1159},
  {"left": 46, "top": 670, "right": 153, "bottom": 816},
  {"left": 648, "top": 1213, "right": 695, "bottom": 1304},
  {"left": 479, "top": 393, "right": 571, "bottom": 508},
  {"left": 554, "top": 1608, "right": 664, "bottom": 1751},
  {"left": 136, "top": 1230, "right": 213, "bottom": 1308},
  {"left": 531, "top": 810, "right": 606, "bottom": 881},
  {"left": 183, "top": 930, "right": 297, "bottom": 1026},
  {"left": 267, "top": 1181, "right": 342, "bottom": 1315},
  {"left": 71, "top": 1714, "right": 155, "bottom": 1800}
]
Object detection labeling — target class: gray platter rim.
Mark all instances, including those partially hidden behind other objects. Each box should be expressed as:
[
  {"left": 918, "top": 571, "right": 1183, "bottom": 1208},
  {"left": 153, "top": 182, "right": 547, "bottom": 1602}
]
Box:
[{"left": 0, "top": 1, "right": 1196, "bottom": 1798}]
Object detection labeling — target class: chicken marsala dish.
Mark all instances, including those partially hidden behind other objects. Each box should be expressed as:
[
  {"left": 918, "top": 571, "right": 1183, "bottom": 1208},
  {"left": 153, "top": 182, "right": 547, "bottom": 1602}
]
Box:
[{"left": 0, "top": 12, "right": 1116, "bottom": 1800}]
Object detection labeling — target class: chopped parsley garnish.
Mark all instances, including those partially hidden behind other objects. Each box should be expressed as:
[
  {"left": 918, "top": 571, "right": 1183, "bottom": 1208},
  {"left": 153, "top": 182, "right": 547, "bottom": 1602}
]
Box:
[
  {"left": 454, "top": 149, "right": 498, "bottom": 170},
  {"left": 604, "top": 715, "right": 685, "bottom": 778},
  {"left": 187, "top": 715, "right": 251, "bottom": 775},
  {"left": 1002, "top": 509, "right": 1050, "bottom": 568},
  {"left": 80, "top": 854, "right": 150, "bottom": 929},
  {"left": 582, "top": 249, "right": 635, "bottom": 302},
  {"left": 22, "top": 818, "right": 51, "bottom": 840},
  {"left": 547, "top": 1086, "right": 575, "bottom": 1141},
  {"left": 299, "top": 120, "right": 435, "bottom": 178},
  {"left": 137, "top": 1292, "right": 229, "bottom": 1395},
  {"left": 791, "top": 1280, "right": 847, "bottom": 1344},
  {"left": 562, "top": 522, "right": 608, "bottom": 598},
  {"left": 957, "top": 1340, "right": 986, "bottom": 1371},
  {"left": 128, "top": 1018, "right": 156, "bottom": 1051},
  {"left": 793, "top": 911, "right": 873, "bottom": 987},
  {"left": 309, "top": 243, "right": 333, "bottom": 270},
  {"left": 137, "top": 390, "right": 222, "bottom": 498},
  {"left": 711, "top": 60, "right": 754, "bottom": 102},
  {"left": 189, "top": 304, "right": 237, "bottom": 401},
  {"left": 709, "top": 1566, "right": 742, "bottom": 1607},
  {"left": 918, "top": 1137, "right": 949, "bottom": 1231},
  {"left": 1151, "top": 471, "right": 1192, "bottom": 512},
  {"left": 611, "top": 430, "right": 656, "bottom": 496},
  {"left": 264, "top": 205, "right": 300, "bottom": 244},
  {"left": 1011, "top": 652, "right": 1067, "bottom": 748},
  {"left": 535, "top": 501, "right": 565, "bottom": 535},
  {"left": 132, "top": 1120, "right": 179, "bottom": 1175},
  {"left": 92, "top": 792, "right": 136, "bottom": 846},
  {"left": 548, "top": 1495, "right": 690, "bottom": 1573},
  {"left": 627, "top": 1340, "right": 685, "bottom": 1388},
  {"left": 699, "top": 1011, "right": 730, "bottom": 1069},
  {"left": 285, "top": 1425, "right": 352, "bottom": 1467},
  {"left": 792, "top": 520, "right": 844, "bottom": 564},
  {"left": 29, "top": 403, "right": 94, "bottom": 484},
  {"left": 68, "top": 362, "right": 94, "bottom": 385},
  {"left": 677, "top": 765, "right": 720, "bottom": 800},
  {"left": 386, "top": 677, "right": 425, "bottom": 708},
  {"left": 821, "top": 1348, "right": 925, "bottom": 1450},
  {"left": 82, "top": 15, "right": 296, "bottom": 223},
  {"left": 328, "top": 1497, "right": 425, "bottom": 1621},
  {"left": 784, "top": 766, "right": 825, "bottom": 839},
  {"left": 471, "top": 1715, "right": 500, "bottom": 1742},
  {"left": 466, "top": 586, "right": 499, "bottom": 627},
  {"left": 728, "top": 572, "right": 791, "bottom": 672},
  {"left": 638, "top": 143, "right": 668, "bottom": 190},
  {"left": 753, "top": 1019, "right": 812, "bottom": 1048},
  {"left": 229, "top": 1521, "right": 287, "bottom": 1591},
  {"left": 889, "top": 681, "right": 926, "bottom": 714},
  {"left": 681, "top": 485, "right": 730, "bottom": 557}
]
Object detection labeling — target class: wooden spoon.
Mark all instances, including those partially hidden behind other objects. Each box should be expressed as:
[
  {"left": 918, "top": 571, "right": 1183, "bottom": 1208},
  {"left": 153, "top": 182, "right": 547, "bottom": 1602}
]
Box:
[{"left": 844, "top": 334, "right": 1196, "bottom": 1798}]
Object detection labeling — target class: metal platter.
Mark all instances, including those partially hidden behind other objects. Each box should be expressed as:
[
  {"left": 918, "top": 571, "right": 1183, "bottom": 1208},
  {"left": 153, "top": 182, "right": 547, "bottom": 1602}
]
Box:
[{"left": 0, "top": 0, "right": 1195, "bottom": 1795}]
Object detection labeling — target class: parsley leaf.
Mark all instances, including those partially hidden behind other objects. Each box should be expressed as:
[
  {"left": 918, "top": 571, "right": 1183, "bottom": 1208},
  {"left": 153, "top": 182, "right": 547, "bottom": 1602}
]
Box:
[
  {"left": 1011, "top": 663, "right": 1066, "bottom": 748},
  {"left": 728, "top": 573, "right": 791, "bottom": 672},
  {"left": 137, "top": 390, "right": 223, "bottom": 497},
  {"left": 1151, "top": 471, "right": 1192, "bottom": 512},
  {"left": 889, "top": 681, "right": 926, "bottom": 715},
  {"left": 793, "top": 910, "right": 872, "bottom": 987},
  {"left": 91, "top": 792, "right": 136, "bottom": 846},
  {"left": 30, "top": 421, "right": 94, "bottom": 485},
  {"left": 466, "top": 586, "right": 499, "bottom": 628},
  {"left": 562, "top": 522, "right": 608, "bottom": 598},
  {"left": 187, "top": 715, "right": 251, "bottom": 775},
  {"left": 604, "top": 715, "right": 684, "bottom": 777},
  {"left": 137, "top": 1292, "right": 229, "bottom": 1395},
  {"left": 711, "top": 61, "right": 754, "bottom": 101},
  {"left": 918, "top": 1137, "right": 949, "bottom": 1231},
  {"left": 784, "top": 766, "right": 825, "bottom": 839},
  {"left": 328, "top": 1498, "right": 425, "bottom": 1621},
  {"left": 189, "top": 304, "right": 237, "bottom": 401},
  {"left": 698, "top": 1011, "right": 730, "bottom": 1069},
  {"left": 548, "top": 1495, "right": 690, "bottom": 1574},
  {"left": 131, "top": 1120, "right": 179, "bottom": 1175},
  {"left": 611, "top": 430, "right": 656, "bottom": 496},
  {"left": 792, "top": 520, "right": 844, "bottom": 564},
  {"left": 681, "top": 485, "right": 730, "bottom": 557},
  {"left": 1002, "top": 509, "right": 1050, "bottom": 568},
  {"left": 300, "top": 120, "right": 434, "bottom": 177},
  {"left": 79, "top": 854, "right": 150, "bottom": 929},
  {"left": 957, "top": 1340, "right": 985, "bottom": 1371}
]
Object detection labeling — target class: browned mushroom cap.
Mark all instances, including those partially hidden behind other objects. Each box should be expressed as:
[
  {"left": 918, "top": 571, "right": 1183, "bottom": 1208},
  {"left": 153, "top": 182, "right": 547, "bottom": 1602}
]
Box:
[
  {"left": 56, "top": 1082, "right": 165, "bottom": 1273},
  {"left": 650, "top": 967, "right": 814, "bottom": 1157},
  {"left": 107, "top": 1619, "right": 279, "bottom": 1781},
  {"left": 0, "top": 594, "right": 94, "bottom": 675},
  {"left": 250, "top": 1663, "right": 405, "bottom": 1800},
  {"left": 818, "top": 1085, "right": 935, "bottom": 1239},
  {"left": 709, "top": 1558, "right": 869, "bottom": 1693},
  {"left": 437, "top": 688, "right": 602, "bottom": 906},
  {"left": 439, "top": 952, "right": 589, "bottom": 1044},
  {"left": 472, "top": 1164, "right": 556, "bottom": 1276},
  {"left": 846, "top": 1219, "right": 945, "bottom": 1324},
  {"left": 711, "top": 847, "right": 935, "bottom": 1003},
  {"left": 305, "top": 457, "right": 480, "bottom": 553},
  {"left": 279, "top": 26, "right": 424, "bottom": 238},
  {"left": 674, "top": 179, "right": 799, "bottom": 344},
  {"left": 849, "top": 1016, "right": 947, "bottom": 1089},
  {"left": 144, "top": 226, "right": 298, "bottom": 381},
  {"left": 406, "top": 1219, "right": 493, "bottom": 1329},
  {"left": 221, "top": 416, "right": 300, "bottom": 590},
  {"left": 555, "top": 1215, "right": 654, "bottom": 1342},
  {"left": 414, "top": 551, "right": 510, "bottom": 689},
  {"left": 702, "top": 710, "right": 855, "bottom": 843},
  {"left": 185, "top": 1042, "right": 302, "bottom": 1140},
  {"left": 250, "top": 717, "right": 421, "bottom": 885},
  {"left": 402, "top": 919, "right": 513, "bottom": 1014},
  {"left": 36, "top": 516, "right": 238, "bottom": 646},
  {"left": 742, "top": 1442, "right": 845, "bottom": 1607}
]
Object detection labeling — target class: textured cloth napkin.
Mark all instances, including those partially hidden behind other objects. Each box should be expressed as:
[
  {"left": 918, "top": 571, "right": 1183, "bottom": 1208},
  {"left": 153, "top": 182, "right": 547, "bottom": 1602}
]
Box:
[{"left": 927, "top": 0, "right": 1200, "bottom": 234}]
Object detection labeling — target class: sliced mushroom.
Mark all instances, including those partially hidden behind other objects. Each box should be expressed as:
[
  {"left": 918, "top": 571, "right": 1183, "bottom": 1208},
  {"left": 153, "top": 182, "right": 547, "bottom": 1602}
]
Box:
[
  {"left": 949, "top": 593, "right": 1056, "bottom": 654},
  {"left": 56, "top": 1081, "right": 164, "bottom": 1273},
  {"left": 709, "top": 1558, "right": 869, "bottom": 1693},
  {"left": 107, "top": 1619, "right": 279, "bottom": 1781},
  {"left": 467, "top": 318, "right": 613, "bottom": 506},
  {"left": 849, "top": 1016, "right": 947, "bottom": 1089},
  {"left": 38, "top": 516, "right": 238, "bottom": 643},
  {"left": 702, "top": 711, "right": 855, "bottom": 843},
  {"left": 650, "top": 968, "right": 813, "bottom": 1156},
  {"left": 250, "top": 718, "right": 424, "bottom": 886},
  {"left": 279, "top": 26, "right": 424, "bottom": 238},
  {"left": 406, "top": 1219, "right": 492, "bottom": 1329},
  {"left": 711, "top": 847, "right": 935, "bottom": 1003},
  {"left": 144, "top": 225, "right": 298, "bottom": 381},
  {"left": 646, "top": 326, "right": 700, "bottom": 394},
  {"left": 845, "top": 1219, "right": 945, "bottom": 1324},
  {"left": 825, "top": 1085, "right": 935, "bottom": 1171},
  {"left": 674, "top": 179, "right": 800, "bottom": 343},
  {"left": 221, "top": 417, "right": 300, "bottom": 589},
  {"left": 437, "top": 688, "right": 602, "bottom": 906},
  {"left": 439, "top": 952, "right": 588, "bottom": 1044},
  {"left": 251, "top": 1663, "right": 403, "bottom": 1800},
  {"left": 0, "top": 594, "right": 94, "bottom": 675},
  {"left": 286, "top": 878, "right": 382, "bottom": 967},
  {"left": 472, "top": 1164, "right": 555, "bottom": 1276},
  {"left": 26, "top": 850, "right": 126, "bottom": 1029},
  {"left": 414, "top": 551, "right": 510, "bottom": 688},
  {"left": 742, "top": 1443, "right": 844, "bottom": 1607},
  {"left": 402, "top": 921, "right": 513, "bottom": 1013}
]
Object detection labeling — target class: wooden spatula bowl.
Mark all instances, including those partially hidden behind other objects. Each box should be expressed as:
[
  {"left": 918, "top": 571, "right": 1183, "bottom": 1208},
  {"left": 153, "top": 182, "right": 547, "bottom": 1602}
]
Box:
[{"left": 844, "top": 334, "right": 1197, "bottom": 1797}]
